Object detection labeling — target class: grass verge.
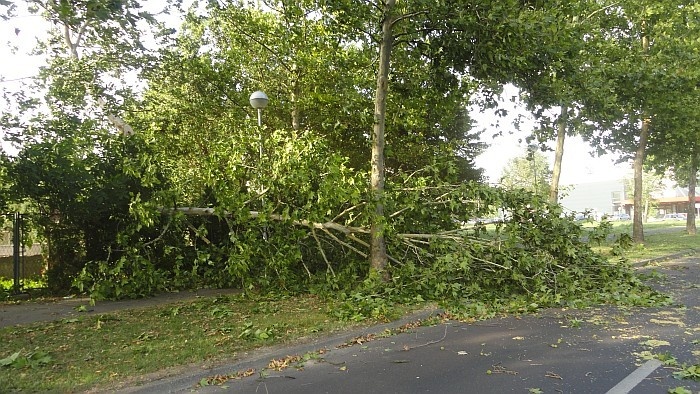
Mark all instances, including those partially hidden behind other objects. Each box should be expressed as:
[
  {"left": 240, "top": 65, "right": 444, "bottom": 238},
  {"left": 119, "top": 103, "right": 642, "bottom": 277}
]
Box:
[
  {"left": 623, "top": 232, "right": 698, "bottom": 262},
  {"left": 591, "top": 225, "right": 698, "bottom": 263},
  {"left": 0, "top": 293, "right": 422, "bottom": 392}
]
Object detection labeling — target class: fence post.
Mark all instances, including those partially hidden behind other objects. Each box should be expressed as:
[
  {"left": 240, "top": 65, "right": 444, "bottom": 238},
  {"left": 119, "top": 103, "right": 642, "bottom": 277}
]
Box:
[{"left": 12, "top": 212, "right": 21, "bottom": 294}]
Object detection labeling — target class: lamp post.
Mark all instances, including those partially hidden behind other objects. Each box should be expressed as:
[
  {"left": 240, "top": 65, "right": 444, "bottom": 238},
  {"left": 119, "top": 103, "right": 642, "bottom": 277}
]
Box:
[
  {"left": 249, "top": 90, "right": 269, "bottom": 159},
  {"left": 249, "top": 90, "right": 268, "bottom": 126},
  {"left": 250, "top": 90, "right": 269, "bottom": 240}
]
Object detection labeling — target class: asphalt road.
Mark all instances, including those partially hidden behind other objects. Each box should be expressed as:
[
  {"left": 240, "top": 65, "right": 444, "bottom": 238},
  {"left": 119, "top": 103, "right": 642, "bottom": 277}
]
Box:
[{"left": 121, "top": 256, "right": 700, "bottom": 394}]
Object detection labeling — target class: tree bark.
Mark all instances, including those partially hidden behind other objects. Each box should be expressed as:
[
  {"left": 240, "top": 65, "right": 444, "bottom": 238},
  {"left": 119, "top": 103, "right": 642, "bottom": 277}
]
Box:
[
  {"left": 291, "top": 75, "right": 301, "bottom": 131},
  {"left": 632, "top": 117, "right": 649, "bottom": 243},
  {"left": 549, "top": 105, "right": 567, "bottom": 203},
  {"left": 687, "top": 151, "right": 698, "bottom": 235},
  {"left": 632, "top": 30, "right": 650, "bottom": 243},
  {"left": 369, "top": 0, "right": 396, "bottom": 280}
]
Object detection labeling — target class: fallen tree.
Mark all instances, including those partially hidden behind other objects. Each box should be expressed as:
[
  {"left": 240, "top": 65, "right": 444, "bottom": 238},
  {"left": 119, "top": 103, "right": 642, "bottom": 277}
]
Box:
[
  {"left": 75, "top": 174, "right": 665, "bottom": 320},
  {"left": 62, "top": 129, "right": 664, "bottom": 316}
]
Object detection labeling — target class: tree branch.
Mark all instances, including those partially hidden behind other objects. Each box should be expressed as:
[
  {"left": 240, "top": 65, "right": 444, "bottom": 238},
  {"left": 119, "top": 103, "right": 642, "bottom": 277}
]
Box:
[
  {"left": 312, "top": 228, "right": 336, "bottom": 276},
  {"left": 322, "top": 228, "right": 367, "bottom": 258},
  {"left": 585, "top": 3, "right": 620, "bottom": 21},
  {"left": 390, "top": 10, "right": 429, "bottom": 28},
  {"left": 63, "top": 23, "right": 78, "bottom": 58},
  {"left": 74, "top": 20, "right": 91, "bottom": 51},
  {"left": 162, "top": 207, "right": 493, "bottom": 270}
]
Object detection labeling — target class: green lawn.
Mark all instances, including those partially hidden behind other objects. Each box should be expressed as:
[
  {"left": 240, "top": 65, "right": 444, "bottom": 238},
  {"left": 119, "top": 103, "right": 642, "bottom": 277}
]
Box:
[
  {"left": 588, "top": 220, "right": 698, "bottom": 262},
  {"left": 0, "top": 294, "right": 424, "bottom": 392},
  {"left": 620, "top": 231, "right": 698, "bottom": 262}
]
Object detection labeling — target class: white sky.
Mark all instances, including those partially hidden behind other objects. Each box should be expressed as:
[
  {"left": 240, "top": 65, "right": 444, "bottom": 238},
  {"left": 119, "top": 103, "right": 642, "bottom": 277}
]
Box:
[
  {"left": 472, "top": 85, "right": 631, "bottom": 186},
  {"left": 1, "top": 9, "right": 632, "bottom": 186},
  {"left": 0, "top": 12, "right": 46, "bottom": 85}
]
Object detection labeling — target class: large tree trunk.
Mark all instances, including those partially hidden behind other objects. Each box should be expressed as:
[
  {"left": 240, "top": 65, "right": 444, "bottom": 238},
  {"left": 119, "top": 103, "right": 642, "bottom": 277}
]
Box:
[
  {"left": 632, "top": 31, "right": 650, "bottom": 243},
  {"left": 632, "top": 117, "right": 649, "bottom": 243},
  {"left": 687, "top": 151, "right": 698, "bottom": 235},
  {"left": 369, "top": 0, "right": 396, "bottom": 279},
  {"left": 549, "top": 105, "right": 568, "bottom": 203}
]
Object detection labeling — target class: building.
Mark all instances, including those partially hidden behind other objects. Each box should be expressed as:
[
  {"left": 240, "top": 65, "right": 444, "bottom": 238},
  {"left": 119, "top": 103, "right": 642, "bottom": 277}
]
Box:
[
  {"left": 559, "top": 178, "right": 700, "bottom": 218},
  {"left": 622, "top": 184, "right": 700, "bottom": 217},
  {"left": 558, "top": 179, "right": 627, "bottom": 218}
]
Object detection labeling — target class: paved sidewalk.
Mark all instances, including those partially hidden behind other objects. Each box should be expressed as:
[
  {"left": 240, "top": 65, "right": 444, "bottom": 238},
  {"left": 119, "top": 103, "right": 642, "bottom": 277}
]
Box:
[{"left": 0, "top": 288, "right": 241, "bottom": 328}]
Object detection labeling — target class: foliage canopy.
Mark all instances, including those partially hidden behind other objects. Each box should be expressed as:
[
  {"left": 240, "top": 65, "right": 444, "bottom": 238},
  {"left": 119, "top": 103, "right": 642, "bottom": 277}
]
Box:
[{"left": 0, "top": 0, "right": 674, "bottom": 314}]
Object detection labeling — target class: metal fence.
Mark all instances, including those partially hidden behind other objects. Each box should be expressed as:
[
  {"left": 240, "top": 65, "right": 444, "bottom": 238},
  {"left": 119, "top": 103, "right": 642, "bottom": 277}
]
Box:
[
  {"left": 1, "top": 213, "right": 45, "bottom": 293},
  {"left": 0, "top": 243, "right": 42, "bottom": 258}
]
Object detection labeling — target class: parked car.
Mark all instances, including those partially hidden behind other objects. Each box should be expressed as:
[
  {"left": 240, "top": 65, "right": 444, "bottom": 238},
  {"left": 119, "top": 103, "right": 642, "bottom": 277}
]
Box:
[
  {"left": 662, "top": 213, "right": 685, "bottom": 221},
  {"left": 610, "top": 213, "right": 631, "bottom": 221}
]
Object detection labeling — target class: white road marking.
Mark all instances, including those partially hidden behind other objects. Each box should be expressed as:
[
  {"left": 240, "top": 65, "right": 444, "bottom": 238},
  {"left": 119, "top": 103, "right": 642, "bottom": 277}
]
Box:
[{"left": 604, "top": 359, "right": 662, "bottom": 394}]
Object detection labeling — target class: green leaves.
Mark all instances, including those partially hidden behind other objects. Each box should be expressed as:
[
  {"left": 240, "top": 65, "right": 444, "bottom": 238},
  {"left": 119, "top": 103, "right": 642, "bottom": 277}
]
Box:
[
  {"left": 498, "top": 149, "right": 552, "bottom": 195},
  {"left": 673, "top": 364, "right": 700, "bottom": 381},
  {"left": 0, "top": 350, "right": 52, "bottom": 369},
  {"left": 237, "top": 321, "right": 279, "bottom": 341}
]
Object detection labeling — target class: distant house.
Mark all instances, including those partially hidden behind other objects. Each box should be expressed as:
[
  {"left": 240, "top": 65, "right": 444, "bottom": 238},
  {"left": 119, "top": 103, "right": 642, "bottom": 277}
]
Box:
[
  {"left": 559, "top": 179, "right": 627, "bottom": 218},
  {"left": 559, "top": 178, "right": 700, "bottom": 218},
  {"left": 622, "top": 184, "right": 700, "bottom": 217}
]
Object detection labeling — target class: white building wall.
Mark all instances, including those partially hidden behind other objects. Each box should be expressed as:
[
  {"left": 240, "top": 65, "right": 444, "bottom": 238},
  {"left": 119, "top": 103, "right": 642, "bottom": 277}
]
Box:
[{"left": 559, "top": 179, "right": 626, "bottom": 216}]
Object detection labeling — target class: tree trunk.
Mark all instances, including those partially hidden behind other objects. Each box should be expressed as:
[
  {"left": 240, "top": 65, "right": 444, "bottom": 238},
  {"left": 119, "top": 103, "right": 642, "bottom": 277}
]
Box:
[
  {"left": 632, "top": 30, "right": 650, "bottom": 243},
  {"left": 632, "top": 117, "right": 649, "bottom": 243},
  {"left": 291, "top": 76, "right": 301, "bottom": 131},
  {"left": 687, "top": 151, "right": 698, "bottom": 235},
  {"left": 549, "top": 105, "right": 568, "bottom": 203},
  {"left": 369, "top": 0, "right": 395, "bottom": 280},
  {"left": 644, "top": 198, "right": 649, "bottom": 223}
]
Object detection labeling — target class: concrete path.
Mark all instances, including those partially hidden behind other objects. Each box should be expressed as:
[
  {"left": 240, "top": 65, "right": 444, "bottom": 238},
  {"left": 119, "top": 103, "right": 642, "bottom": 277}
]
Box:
[{"left": 0, "top": 288, "right": 241, "bottom": 328}]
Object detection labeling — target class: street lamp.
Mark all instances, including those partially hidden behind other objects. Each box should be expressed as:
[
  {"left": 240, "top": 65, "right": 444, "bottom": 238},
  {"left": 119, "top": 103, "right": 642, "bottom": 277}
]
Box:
[
  {"left": 249, "top": 90, "right": 268, "bottom": 160},
  {"left": 249, "top": 90, "right": 269, "bottom": 127},
  {"left": 250, "top": 90, "right": 269, "bottom": 240}
]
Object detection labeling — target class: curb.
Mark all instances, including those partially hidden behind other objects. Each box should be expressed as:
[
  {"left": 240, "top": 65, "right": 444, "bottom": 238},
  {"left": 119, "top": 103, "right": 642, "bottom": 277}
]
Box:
[{"left": 117, "top": 307, "right": 443, "bottom": 393}]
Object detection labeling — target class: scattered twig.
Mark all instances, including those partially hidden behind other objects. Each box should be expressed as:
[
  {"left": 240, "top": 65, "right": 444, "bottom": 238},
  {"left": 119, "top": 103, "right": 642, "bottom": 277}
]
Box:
[
  {"left": 545, "top": 371, "right": 563, "bottom": 380},
  {"left": 490, "top": 363, "right": 518, "bottom": 375},
  {"left": 403, "top": 325, "right": 447, "bottom": 351}
]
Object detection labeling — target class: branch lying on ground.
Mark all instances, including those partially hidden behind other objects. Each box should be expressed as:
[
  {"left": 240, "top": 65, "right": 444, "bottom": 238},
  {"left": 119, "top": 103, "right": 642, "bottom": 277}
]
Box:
[
  {"left": 159, "top": 207, "right": 496, "bottom": 268},
  {"left": 167, "top": 207, "right": 370, "bottom": 234}
]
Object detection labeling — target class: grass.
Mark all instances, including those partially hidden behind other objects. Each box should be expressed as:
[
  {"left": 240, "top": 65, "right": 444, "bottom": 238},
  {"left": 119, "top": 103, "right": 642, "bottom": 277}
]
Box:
[
  {"left": 0, "top": 293, "right": 421, "bottom": 392},
  {"left": 622, "top": 232, "right": 699, "bottom": 262},
  {"left": 0, "top": 277, "right": 48, "bottom": 303},
  {"left": 588, "top": 221, "right": 699, "bottom": 262}
]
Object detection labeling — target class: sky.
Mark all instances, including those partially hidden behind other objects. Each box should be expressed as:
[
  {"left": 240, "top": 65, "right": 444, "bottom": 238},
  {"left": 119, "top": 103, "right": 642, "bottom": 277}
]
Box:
[
  {"left": 0, "top": 7, "right": 633, "bottom": 186},
  {"left": 470, "top": 85, "right": 631, "bottom": 186},
  {"left": 0, "top": 12, "right": 45, "bottom": 86}
]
